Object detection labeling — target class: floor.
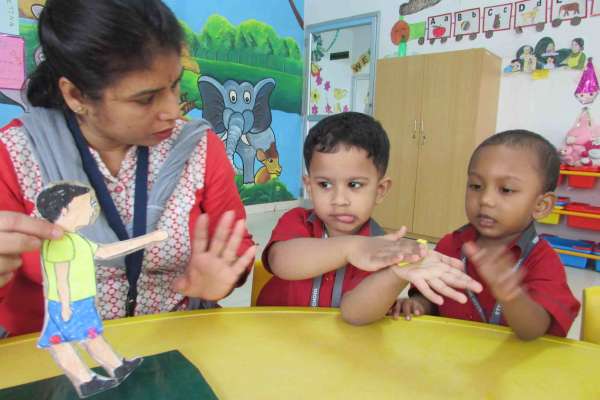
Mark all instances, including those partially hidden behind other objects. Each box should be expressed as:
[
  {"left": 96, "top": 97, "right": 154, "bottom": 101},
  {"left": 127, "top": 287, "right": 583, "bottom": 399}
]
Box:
[{"left": 220, "top": 208, "right": 600, "bottom": 340}]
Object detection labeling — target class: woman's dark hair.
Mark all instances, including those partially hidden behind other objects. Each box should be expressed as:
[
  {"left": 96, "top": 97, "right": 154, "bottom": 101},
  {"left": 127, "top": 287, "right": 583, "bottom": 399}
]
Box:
[
  {"left": 572, "top": 37, "right": 584, "bottom": 50},
  {"left": 27, "top": 0, "right": 183, "bottom": 108}
]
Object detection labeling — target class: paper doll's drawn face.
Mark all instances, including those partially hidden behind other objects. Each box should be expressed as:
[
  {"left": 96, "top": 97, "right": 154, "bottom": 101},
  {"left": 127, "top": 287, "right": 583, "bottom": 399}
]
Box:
[{"left": 63, "top": 192, "right": 99, "bottom": 230}]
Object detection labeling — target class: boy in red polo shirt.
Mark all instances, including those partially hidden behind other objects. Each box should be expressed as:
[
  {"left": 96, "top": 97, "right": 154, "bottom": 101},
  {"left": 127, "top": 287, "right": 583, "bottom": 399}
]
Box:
[
  {"left": 345, "top": 130, "right": 580, "bottom": 340},
  {"left": 257, "top": 112, "right": 482, "bottom": 310}
]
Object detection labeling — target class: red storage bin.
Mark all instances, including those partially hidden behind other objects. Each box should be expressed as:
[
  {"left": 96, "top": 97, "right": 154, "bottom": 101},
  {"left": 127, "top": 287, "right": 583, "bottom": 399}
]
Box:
[
  {"left": 565, "top": 202, "right": 600, "bottom": 231},
  {"left": 567, "top": 166, "right": 599, "bottom": 189}
]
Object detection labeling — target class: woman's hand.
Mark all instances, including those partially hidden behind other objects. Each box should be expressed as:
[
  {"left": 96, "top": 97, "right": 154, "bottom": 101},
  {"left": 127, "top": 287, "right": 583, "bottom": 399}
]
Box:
[
  {"left": 172, "top": 211, "right": 256, "bottom": 300},
  {"left": 0, "top": 212, "right": 63, "bottom": 287}
]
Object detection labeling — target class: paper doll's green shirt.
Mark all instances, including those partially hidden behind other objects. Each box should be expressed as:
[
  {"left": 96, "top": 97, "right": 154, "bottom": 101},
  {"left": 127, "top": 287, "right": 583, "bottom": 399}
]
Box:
[{"left": 41, "top": 232, "right": 99, "bottom": 302}]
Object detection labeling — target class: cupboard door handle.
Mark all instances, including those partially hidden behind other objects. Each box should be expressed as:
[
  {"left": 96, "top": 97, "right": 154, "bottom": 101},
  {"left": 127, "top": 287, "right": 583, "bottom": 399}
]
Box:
[
  {"left": 421, "top": 134, "right": 427, "bottom": 145},
  {"left": 412, "top": 119, "right": 417, "bottom": 139}
]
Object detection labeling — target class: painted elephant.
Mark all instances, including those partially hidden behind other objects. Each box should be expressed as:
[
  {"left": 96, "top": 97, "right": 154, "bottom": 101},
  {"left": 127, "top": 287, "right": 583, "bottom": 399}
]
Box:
[{"left": 198, "top": 76, "right": 277, "bottom": 183}]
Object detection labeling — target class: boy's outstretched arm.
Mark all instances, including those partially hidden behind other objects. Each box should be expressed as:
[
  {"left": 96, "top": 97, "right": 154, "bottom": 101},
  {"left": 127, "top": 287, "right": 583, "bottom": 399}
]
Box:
[
  {"left": 341, "top": 251, "right": 482, "bottom": 325},
  {"left": 269, "top": 227, "right": 425, "bottom": 280},
  {"left": 463, "top": 242, "right": 551, "bottom": 341},
  {"left": 95, "top": 230, "right": 168, "bottom": 260}
]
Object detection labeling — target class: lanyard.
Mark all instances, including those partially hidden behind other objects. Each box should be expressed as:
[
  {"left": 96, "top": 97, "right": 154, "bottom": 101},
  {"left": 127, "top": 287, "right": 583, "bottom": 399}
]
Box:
[
  {"left": 65, "top": 111, "right": 148, "bottom": 317},
  {"left": 310, "top": 229, "right": 346, "bottom": 308},
  {"left": 463, "top": 227, "right": 539, "bottom": 325}
]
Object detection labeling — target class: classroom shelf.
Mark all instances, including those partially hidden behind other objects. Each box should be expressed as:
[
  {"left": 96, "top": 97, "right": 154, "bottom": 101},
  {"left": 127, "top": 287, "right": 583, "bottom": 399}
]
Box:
[
  {"left": 552, "top": 209, "right": 600, "bottom": 220},
  {"left": 559, "top": 170, "right": 600, "bottom": 178},
  {"left": 554, "top": 248, "right": 600, "bottom": 261}
]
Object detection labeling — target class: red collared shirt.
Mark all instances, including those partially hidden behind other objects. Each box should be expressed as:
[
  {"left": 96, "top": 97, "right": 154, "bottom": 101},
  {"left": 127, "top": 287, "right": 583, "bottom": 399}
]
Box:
[
  {"left": 423, "top": 224, "right": 580, "bottom": 337},
  {"left": 257, "top": 207, "right": 383, "bottom": 307}
]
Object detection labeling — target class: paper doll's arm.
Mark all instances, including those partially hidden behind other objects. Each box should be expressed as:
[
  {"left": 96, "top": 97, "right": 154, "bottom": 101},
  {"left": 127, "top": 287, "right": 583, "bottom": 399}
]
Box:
[
  {"left": 95, "top": 230, "right": 168, "bottom": 260},
  {"left": 55, "top": 262, "right": 72, "bottom": 321}
]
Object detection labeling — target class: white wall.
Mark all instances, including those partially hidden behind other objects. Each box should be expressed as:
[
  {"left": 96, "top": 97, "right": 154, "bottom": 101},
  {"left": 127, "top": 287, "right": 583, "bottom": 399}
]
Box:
[{"left": 305, "top": 0, "right": 600, "bottom": 147}]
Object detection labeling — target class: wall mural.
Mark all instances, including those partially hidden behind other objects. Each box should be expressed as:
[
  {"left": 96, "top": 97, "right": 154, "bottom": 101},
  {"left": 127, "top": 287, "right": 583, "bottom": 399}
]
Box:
[{"left": 0, "top": 0, "right": 305, "bottom": 205}]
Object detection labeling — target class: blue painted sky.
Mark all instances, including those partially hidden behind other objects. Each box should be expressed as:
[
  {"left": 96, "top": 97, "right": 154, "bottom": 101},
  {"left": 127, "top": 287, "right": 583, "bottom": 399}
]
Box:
[{"left": 163, "top": 0, "right": 305, "bottom": 45}]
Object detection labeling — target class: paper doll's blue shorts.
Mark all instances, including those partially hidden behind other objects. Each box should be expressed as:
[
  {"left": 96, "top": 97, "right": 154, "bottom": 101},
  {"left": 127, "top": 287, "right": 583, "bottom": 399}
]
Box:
[{"left": 38, "top": 297, "right": 104, "bottom": 348}]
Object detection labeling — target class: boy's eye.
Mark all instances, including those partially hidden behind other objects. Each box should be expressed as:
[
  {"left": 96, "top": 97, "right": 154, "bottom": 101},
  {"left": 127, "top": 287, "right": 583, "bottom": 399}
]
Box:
[
  {"left": 136, "top": 95, "right": 155, "bottom": 105},
  {"left": 501, "top": 187, "right": 515, "bottom": 194},
  {"left": 348, "top": 181, "right": 362, "bottom": 189},
  {"left": 318, "top": 181, "right": 332, "bottom": 189},
  {"left": 468, "top": 183, "right": 481, "bottom": 190}
]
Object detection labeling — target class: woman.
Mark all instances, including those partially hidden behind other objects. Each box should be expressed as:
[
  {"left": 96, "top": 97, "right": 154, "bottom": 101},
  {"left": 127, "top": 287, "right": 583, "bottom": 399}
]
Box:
[{"left": 0, "top": 0, "right": 255, "bottom": 337}]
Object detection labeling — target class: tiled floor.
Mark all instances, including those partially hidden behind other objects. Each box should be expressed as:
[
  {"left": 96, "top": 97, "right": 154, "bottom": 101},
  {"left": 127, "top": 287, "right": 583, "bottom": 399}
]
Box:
[{"left": 220, "top": 209, "right": 600, "bottom": 340}]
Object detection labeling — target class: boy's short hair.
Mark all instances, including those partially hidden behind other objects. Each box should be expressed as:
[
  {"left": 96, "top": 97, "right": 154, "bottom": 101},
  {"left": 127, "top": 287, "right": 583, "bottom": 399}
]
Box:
[
  {"left": 469, "top": 129, "right": 560, "bottom": 192},
  {"left": 37, "top": 183, "right": 91, "bottom": 223},
  {"left": 304, "top": 112, "right": 390, "bottom": 176}
]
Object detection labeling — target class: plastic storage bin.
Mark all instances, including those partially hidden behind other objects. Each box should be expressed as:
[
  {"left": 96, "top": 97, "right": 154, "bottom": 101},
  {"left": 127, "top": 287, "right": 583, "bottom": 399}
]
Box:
[
  {"left": 567, "top": 166, "right": 599, "bottom": 189},
  {"left": 565, "top": 203, "right": 600, "bottom": 231},
  {"left": 595, "top": 244, "right": 600, "bottom": 272},
  {"left": 541, "top": 234, "right": 594, "bottom": 269},
  {"left": 537, "top": 205, "right": 563, "bottom": 224}
]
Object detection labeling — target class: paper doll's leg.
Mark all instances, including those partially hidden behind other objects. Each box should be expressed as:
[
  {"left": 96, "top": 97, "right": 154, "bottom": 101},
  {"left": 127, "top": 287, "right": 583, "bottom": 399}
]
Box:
[
  {"left": 82, "top": 335, "right": 122, "bottom": 372},
  {"left": 49, "top": 342, "right": 94, "bottom": 384},
  {"left": 83, "top": 336, "right": 144, "bottom": 382}
]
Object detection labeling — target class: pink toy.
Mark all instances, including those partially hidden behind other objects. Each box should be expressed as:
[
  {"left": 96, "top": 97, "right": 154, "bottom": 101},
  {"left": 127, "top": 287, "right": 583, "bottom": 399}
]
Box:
[
  {"left": 581, "top": 137, "right": 600, "bottom": 166},
  {"left": 559, "top": 108, "right": 599, "bottom": 166},
  {"left": 575, "top": 58, "right": 599, "bottom": 105}
]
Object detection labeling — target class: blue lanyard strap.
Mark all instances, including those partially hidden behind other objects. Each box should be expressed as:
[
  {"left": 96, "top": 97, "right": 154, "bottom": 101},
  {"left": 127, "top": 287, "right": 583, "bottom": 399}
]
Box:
[
  {"left": 463, "top": 225, "right": 539, "bottom": 325},
  {"left": 65, "top": 111, "right": 148, "bottom": 317}
]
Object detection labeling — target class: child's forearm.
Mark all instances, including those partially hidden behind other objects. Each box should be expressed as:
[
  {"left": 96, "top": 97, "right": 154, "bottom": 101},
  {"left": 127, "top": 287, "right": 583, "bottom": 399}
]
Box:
[
  {"left": 268, "top": 236, "right": 361, "bottom": 280},
  {"left": 501, "top": 291, "right": 551, "bottom": 340},
  {"left": 340, "top": 267, "right": 407, "bottom": 325}
]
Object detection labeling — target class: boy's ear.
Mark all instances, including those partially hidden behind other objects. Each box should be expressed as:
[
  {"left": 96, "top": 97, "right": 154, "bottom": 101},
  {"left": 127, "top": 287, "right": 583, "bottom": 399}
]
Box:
[
  {"left": 533, "top": 191, "right": 556, "bottom": 220},
  {"left": 375, "top": 176, "right": 392, "bottom": 205},
  {"left": 302, "top": 175, "right": 311, "bottom": 198}
]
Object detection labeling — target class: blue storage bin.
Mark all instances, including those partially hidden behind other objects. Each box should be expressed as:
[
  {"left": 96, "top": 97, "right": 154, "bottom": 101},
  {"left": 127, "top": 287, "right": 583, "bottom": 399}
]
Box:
[
  {"left": 540, "top": 235, "right": 593, "bottom": 269},
  {"left": 595, "top": 244, "right": 600, "bottom": 272}
]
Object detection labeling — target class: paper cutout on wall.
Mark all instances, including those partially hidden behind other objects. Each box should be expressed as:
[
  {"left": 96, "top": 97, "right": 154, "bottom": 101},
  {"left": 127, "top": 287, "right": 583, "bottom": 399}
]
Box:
[
  {"left": 0, "top": 0, "right": 19, "bottom": 34},
  {"left": 593, "top": 0, "right": 600, "bottom": 16},
  {"left": 503, "top": 36, "right": 587, "bottom": 75},
  {"left": 454, "top": 8, "right": 480, "bottom": 40},
  {"left": 399, "top": 0, "right": 442, "bottom": 16},
  {"left": 575, "top": 58, "right": 599, "bottom": 105},
  {"left": 0, "top": 34, "right": 25, "bottom": 90},
  {"left": 427, "top": 13, "right": 451, "bottom": 42},
  {"left": 483, "top": 3, "right": 513, "bottom": 37},
  {"left": 352, "top": 50, "right": 370, "bottom": 73},
  {"left": 515, "top": 0, "right": 548, "bottom": 32},
  {"left": 550, "top": 0, "right": 587, "bottom": 26}
]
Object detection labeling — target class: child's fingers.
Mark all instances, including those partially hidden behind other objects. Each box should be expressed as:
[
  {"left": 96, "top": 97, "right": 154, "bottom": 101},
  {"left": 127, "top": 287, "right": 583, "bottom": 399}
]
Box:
[
  {"left": 401, "top": 300, "right": 414, "bottom": 320},
  {"left": 385, "top": 226, "right": 407, "bottom": 241},
  {"left": 413, "top": 280, "right": 444, "bottom": 306},
  {"left": 428, "top": 278, "right": 468, "bottom": 304},
  {"left": 389, "top": 301, "right": 402, "bottom": 319}
]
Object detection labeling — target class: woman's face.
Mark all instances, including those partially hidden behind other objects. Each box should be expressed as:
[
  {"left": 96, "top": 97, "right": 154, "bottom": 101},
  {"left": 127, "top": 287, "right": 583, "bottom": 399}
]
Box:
[
  {"left": 571, "top": 40, "right": 581, "bottom": 53},
  {"left": 78, "top": 50, "right": 183, "bottom": 151}
]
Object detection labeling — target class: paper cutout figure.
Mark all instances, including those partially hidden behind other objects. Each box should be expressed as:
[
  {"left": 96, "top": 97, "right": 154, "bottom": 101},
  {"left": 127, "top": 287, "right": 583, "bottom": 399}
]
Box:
[
  {"left": 36, "top": 182, "right": 168, "bottom": 398},
  {"left": 560, "top": 38, "right": 586, "bottom": 69},
  {"left": 575, "top": 58, "right": 599, "bottom": 105}
]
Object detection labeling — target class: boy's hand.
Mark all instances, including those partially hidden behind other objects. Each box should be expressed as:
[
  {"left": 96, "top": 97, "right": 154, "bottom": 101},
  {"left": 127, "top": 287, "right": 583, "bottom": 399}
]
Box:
[
  {"left": 173, "top": 211, "right": 256, "bottom": 301},
  {"left": 347, "top": 227, "right": 426, "bottom": 272},
  {"left": 391, "top": 251, "right": 483, "bottom": 305},
  {"left": 463, "top": 242, "right": 525, "bottom": 303},
  {"left": 61, "top": 304, "right": 72, "bottom": 322},
  {"left": 387, "top": 295, "right": 431, "bottom": 320}
]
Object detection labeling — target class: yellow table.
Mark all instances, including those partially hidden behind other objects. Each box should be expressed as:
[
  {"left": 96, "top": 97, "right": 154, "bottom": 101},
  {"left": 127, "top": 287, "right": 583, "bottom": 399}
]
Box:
[{"left": 0, "top": 308, "right": 599, "bottom": 399}]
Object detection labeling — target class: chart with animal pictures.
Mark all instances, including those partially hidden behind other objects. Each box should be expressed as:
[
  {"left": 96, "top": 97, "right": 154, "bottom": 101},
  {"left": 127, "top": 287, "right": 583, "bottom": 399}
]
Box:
[
  {"left": 515, "top": 0, "right": 548, "bottom": 27},
  {"left": 550, "top": 0, "right": 587, "bottom": 21},
  {"left": 592, "top": 0, "right": 600, "bottom": 16},
  {"left": 427, "top": 13, "right": 452, "bottom": 40},
  {"left": 454, "top": 8, "right": 481, "bottom": 36},
  {"left": 483, "top": 3, "right": 513, "bottom": 31}
]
